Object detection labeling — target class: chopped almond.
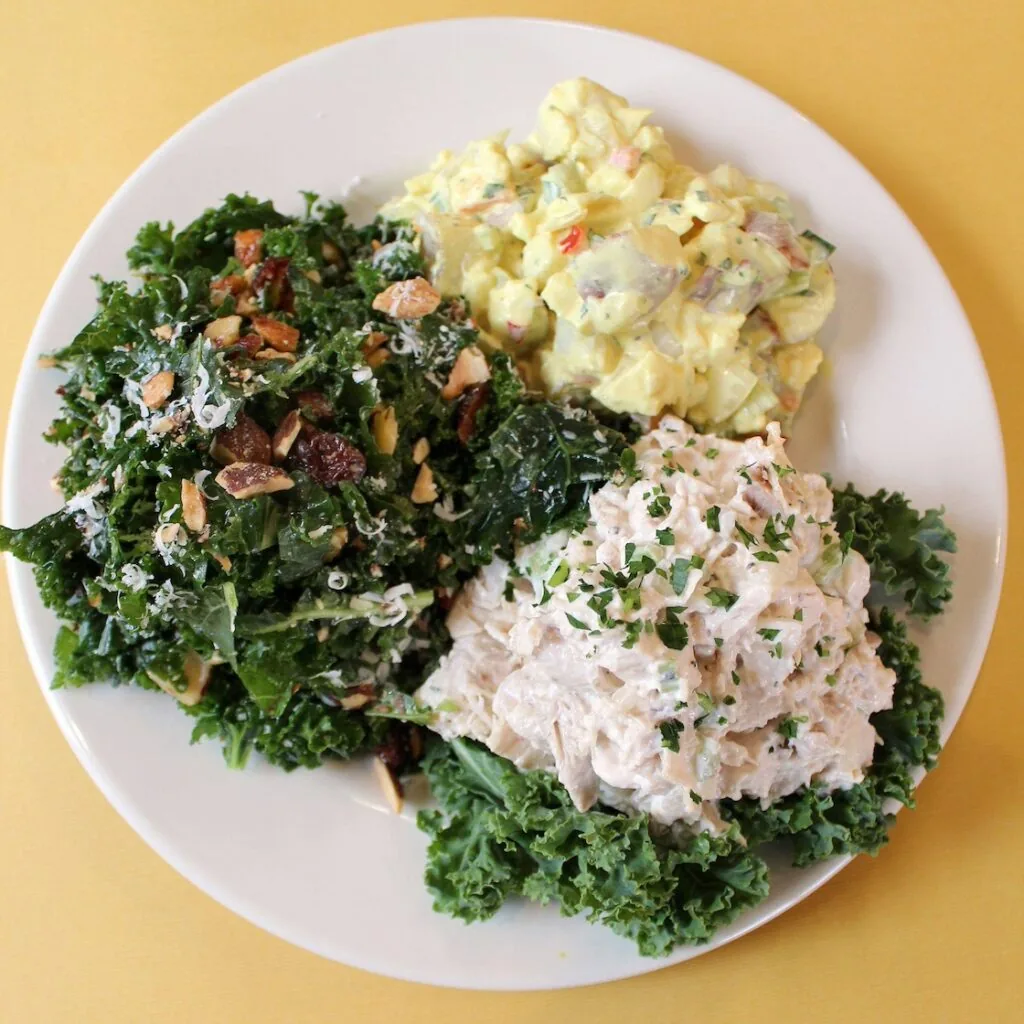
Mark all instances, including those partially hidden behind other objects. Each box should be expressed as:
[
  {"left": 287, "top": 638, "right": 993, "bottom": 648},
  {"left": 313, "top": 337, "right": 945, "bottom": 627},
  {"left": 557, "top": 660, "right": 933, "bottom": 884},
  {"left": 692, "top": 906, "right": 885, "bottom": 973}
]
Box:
[
  {"left": 141, "top": 370, "right": 175, "bottom": 409},
  {"left": 321, "top": 241, "right": 341, "bottom": 263},
  {"left": 271, "top": 410, "right": 304, "bottom": 462},
  {"left": 215, "top": 462, "right": 294, "bottom": 499},
  {"left": 203, "top": 315, "right": 242, "bottom": 348},
  {"left": 323, "top": 526, "right": 349, "bottom": 563},
  {"left": 180, "top": 479, "right": 208, "bottom": 533},
  {"left": 372, "top": 756, "right": 404, "bottom": 814},
  {"left": 151, "top": 324, "right": 174, "bottom": 342},
  {"left": 371, "top": 405, "right": 398, "bottom": 455},
  {"left": 210, "top": 274, "right": 248, "bottom": 306},
  {"left": 366, "top": 347, "right": 390, "bottom": 369},
  {"left": 147, "top": 651, "right": 213, "bottom": 707},
  {"left": 411, "top": 463, "right": 438, "bottom": 504},
  {"left": 304, "top": 269, "right": 322, "bottom": 284},
  {"left": 254, "top": 349, "right": 297, "bottom": 363},
  {"left": 212, "top": 552, "right": 232, "bottom": 572},
  {"left": 340, "top": 690, "right": 373, "bottom": 710},
  {"left": 234, "top": 229, "right": 264, "bottom": 267},
  {"left": 361, "top": 330, "right": 389, "bottom": 355},
  {"left": 412, "top": 437, "right": 430, "bottom": 465},
  {"left": 251, "top": 315, "right": 300, "bottom": 352},
  {"left": 371, "top": 277, "right": 441, "bottom": 319},
  {"left": 441, "top": 346, "right": 490, "bottom": 400}
]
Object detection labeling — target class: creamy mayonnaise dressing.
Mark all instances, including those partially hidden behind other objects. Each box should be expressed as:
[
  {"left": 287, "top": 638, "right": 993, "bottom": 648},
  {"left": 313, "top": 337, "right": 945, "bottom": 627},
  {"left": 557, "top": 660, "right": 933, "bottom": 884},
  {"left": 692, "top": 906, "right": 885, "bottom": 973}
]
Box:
[{"left": 418, "top": 418, "right": 895, "bottom": 834}]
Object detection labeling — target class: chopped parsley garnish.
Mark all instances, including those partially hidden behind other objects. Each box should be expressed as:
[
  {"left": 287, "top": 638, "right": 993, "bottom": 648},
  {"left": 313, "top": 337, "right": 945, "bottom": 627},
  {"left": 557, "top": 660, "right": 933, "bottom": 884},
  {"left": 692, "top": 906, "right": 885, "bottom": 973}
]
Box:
[
  {"left": 706, "top": 448, "right": 719, "bottom": 460},
  {"left": 793, "top": 608, "right": 803, "bottom": 621},
  {"left": 647, "top": 494, "right": 672, "bottom": 518},
  {"left": 670, "top": 554, "right": 704, "bottom": 595},
  {"left": 627, "top": 553, "right": 657, "bottom": 578},
  {"left": 705, "top": 587, "right": 739, "bottom": 610},
  {"left": 659, "top": 720, "right": 683, "bottom": 752},
  {"left": 656, "top": 528, "right": 675, "bottom": 546},
  {"left": 621, "top": 620, "right": 643, "bottom": 649},
  {"left": 777, "top": 715, "right": 808, "bottom": 740},
  {"left": 565, "top": 613, "right": 589, "bottom": 630},
  {"left": 757, "top": 627, "right": 781, "bottom": 641},
  {"left": 684, "top": 437, "right": 697, "bottom": 448},
  {"left": 825, "top": 674, "right": 838, "bottom": 686},
  {"left": 705, "top": 506, "right": 721, "bottom": 531},
  {"left": 753, "top": 551, "right": 779, "bottom": 563},
  {"left": 656, "top": 607, "right": 689, "bottom": 650},
  {"left": 736, "top": 524, "right": 757, "bottom": 548},
  {"left": 763, "top": 518, "right": 791, "bottom": 552},
  {"left": 722, "top": 695, "right": 736, "bottom": 706},
  {"left": 772, "top": 462, "right": 796, "bottom": 478},
  {"left": 689, "top": 789, "right": 703, "bottom": 803},
  {"left": 696, "top": 691, "right": 714, "bottom": 713},
  {"left": 731, "top": 670, "right": 741, "bottom": 685}
]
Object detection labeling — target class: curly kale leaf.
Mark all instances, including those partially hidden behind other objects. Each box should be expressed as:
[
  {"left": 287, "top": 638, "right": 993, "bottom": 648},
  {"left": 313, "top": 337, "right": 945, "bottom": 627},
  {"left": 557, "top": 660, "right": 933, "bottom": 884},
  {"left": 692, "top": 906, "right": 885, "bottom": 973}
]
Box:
[
  {"left": 725, "top": 605, "right": 944, "bottom": 864},
  {"left": 871, "top": 606, "right": 944, "bottom": 771},
  {"left": 419, "top": 738, "right": 769, "bottom": 957},
  {"left": 831, "top": 483, "right": 956, "bottom": 619}
]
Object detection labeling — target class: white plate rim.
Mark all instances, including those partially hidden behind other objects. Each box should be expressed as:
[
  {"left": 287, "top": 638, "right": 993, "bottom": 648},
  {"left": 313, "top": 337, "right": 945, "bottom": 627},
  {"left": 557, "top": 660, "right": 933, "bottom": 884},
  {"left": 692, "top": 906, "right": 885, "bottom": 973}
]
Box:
[{"left": 2, "top": 16, "right": 1007, "bottom": 989}]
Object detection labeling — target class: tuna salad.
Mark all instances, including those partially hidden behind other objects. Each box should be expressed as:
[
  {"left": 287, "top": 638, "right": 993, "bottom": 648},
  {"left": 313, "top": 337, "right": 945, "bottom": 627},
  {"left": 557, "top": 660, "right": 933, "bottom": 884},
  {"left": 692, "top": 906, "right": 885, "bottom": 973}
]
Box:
[{"left": 419, "top": 419, "right": 896, "bottom": 833}]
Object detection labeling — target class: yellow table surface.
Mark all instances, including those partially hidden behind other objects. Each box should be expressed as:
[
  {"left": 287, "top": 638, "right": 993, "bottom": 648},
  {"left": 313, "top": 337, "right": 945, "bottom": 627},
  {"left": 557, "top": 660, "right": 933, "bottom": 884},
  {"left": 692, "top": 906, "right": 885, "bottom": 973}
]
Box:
[{"left": 2, "top": 1, "right": 1022, "bottom": 1020}]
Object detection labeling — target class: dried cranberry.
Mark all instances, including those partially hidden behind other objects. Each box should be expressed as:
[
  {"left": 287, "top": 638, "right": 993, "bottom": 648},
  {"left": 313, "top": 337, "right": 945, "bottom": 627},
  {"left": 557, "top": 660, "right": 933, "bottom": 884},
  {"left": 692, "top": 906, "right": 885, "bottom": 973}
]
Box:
[
  {"left": 233, "top": 333, "right": 262, "bottom": 358},
  {"left": 288, "top": 435, "right": 315, "bottom": 475},
  {"left": 457, "top": 383, "right": 490, "bottom": 444},
  {"left": 252, "top": 257, "right": 294, "bottom": 313},
  {"left": 307, "top": 432, "right": 366, "bottom": 485},
  {"left": 374, "top": 726, "right": 412, "bottom": 775},
  {"left": 295, "top": 390, "right": 333, "bottom": 423}
]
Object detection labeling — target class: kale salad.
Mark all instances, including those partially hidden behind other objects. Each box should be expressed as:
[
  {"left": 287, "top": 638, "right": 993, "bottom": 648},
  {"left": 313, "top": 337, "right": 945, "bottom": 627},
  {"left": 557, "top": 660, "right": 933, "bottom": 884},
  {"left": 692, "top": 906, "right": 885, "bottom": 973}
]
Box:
[{"left": 1, "top": 194, "right": 956, "bottom": 957}]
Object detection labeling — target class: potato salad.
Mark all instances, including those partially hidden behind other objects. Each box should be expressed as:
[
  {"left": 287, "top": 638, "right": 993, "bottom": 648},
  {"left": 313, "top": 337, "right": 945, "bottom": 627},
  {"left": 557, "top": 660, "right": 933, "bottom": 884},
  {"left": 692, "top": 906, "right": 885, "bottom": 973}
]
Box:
[
  {"left": 418, "top": 418, "right": 896, "bottom": 833},
  {"left": 383, "top": 78, "right": 836, "bottom": 434}
]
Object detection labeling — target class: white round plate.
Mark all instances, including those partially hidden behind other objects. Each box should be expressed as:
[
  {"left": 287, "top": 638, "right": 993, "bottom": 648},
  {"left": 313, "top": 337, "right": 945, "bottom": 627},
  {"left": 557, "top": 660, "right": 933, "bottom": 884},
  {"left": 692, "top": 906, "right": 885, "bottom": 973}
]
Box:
[{"left": 3, "top": 18, "right": 1006, "bottom": 990}]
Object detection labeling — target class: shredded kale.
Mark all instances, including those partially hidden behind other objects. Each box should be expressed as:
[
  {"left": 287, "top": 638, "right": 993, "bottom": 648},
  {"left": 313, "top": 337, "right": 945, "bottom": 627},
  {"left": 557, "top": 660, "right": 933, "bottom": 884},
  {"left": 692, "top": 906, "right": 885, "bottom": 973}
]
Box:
[{"left": 0, "top": 194, "right": 625, "bottom": 771}]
